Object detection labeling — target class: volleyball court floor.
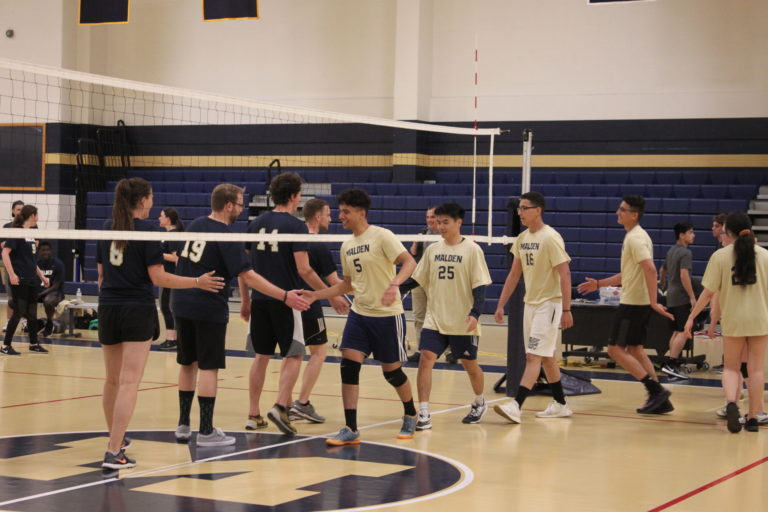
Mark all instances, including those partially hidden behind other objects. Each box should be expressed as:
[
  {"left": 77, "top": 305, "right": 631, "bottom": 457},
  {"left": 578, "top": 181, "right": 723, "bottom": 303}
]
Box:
[{"left": 1, "top": 314, "right": 767, "bottom": 512}]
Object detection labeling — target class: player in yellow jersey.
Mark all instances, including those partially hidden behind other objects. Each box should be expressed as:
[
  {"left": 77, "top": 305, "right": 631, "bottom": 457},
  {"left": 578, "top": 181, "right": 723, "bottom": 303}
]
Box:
[
  {"left": 399, "top": 202, "right": 492, "bottom": 429},
  {"left": 306, "top": 188, "right": 418, "bottom": 445},
  {"left": 578, "top": 195, "right": 674, "bottom": 415},
  {"left": 493, "top": 192, "right": 574, "bottom": 424}
]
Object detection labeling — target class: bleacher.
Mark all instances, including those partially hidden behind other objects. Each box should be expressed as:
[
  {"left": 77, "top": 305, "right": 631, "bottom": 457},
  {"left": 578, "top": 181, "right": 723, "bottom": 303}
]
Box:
[{"left": 74, "top": 166, "right": 767, "bottom": 313}]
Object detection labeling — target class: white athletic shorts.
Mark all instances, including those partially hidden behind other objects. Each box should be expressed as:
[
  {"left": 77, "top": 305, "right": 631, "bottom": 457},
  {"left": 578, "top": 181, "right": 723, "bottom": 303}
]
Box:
[{"left": 523, "top": 300, "right": 562, "bottom": 357}]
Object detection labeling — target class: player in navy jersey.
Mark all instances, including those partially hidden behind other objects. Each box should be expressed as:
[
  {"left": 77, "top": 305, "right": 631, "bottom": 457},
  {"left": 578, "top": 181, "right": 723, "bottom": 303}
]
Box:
[
  {"left": 175, "top": 183, "right": 310, "bottom": 445},
  {"left": 240, "top": 173, "right": 341, "bottom": 435},
  {"left": 1, "top": 200, "right": 25, "bottom": 329},
  {"left": 287, "top": 198, "right": 349, "bottom": 424},
  {"left": 36, "top": 241, "right": 65, "bottom": 337},
  {"left": 1, "top": 205, "right": 49, "bottom": 355},
  {"left": 97, "top": 178, "right": 225, "bottom": 470},
  {"left": 157, "top": 207, "right": 184, "bottom": 351}
]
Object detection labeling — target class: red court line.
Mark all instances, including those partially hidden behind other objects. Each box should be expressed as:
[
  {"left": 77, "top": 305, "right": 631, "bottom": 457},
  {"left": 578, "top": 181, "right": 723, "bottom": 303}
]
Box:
[
  {"left": 0, "top": 385, "right": 177, "bottom": 409},
  {"left": 648, "top": 456, "right": 768, "bottom": 511},
  {"left": 1, "top": 369, "right": 173, "bottom": 386}
]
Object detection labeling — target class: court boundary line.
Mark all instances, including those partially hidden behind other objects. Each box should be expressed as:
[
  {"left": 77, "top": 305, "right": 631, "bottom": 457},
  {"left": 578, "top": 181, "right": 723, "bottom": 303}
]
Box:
[
  {"left": 0, "top": 400, "right": 491, "bottom": 509},
  {"left": 647, "top": 455, "right": 768, "bottom": 511}
]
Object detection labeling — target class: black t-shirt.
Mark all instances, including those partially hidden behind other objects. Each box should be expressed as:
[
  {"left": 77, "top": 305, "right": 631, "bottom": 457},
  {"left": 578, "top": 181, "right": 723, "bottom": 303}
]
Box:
[
  {"left": 303, "top": 241, "right": 338, "bottom": 319},
  {"left": 246, "top": 211, "right": 309, "bottom": 302},
  {"left": 172, "top": 216, "right": 251, "bottom": 324},
  {"left": 38, "top": 257, "right": 65, "bottom": 294},
  {"left": 3, "top": 234, "right": 39, "bottom": 285},
  {"left": 161, "top": 228, "right": 183, "bottom": 274},
  {"left": 97, "top": 219, "right": 164, "bottom": 306}
]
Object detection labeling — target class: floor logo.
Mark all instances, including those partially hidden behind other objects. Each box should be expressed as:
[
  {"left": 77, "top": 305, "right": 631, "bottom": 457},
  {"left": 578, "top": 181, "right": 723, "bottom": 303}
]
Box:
[{"left": 0, "top": 431, "right": 470, "bottom": 511}]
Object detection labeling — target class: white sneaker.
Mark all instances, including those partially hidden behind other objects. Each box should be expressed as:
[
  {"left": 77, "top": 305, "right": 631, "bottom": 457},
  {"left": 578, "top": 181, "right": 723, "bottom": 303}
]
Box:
[
  {"left": 494, "top": 401, "right": 521, "bottom": 424},
  {"left": 757, "top": 412, "right": 768, "bottom": 425},
  {"left": 715, "top": 404, "right": 728, "bottom": 418},
  {"left": 536, "top": 401, "right": 573, "bottom": 418},
  {"left": 175, "top": 424, "right": 191, "bottom": 442},
  {"left": 196, "top": 427, "right": 235, "bottom": 447}
]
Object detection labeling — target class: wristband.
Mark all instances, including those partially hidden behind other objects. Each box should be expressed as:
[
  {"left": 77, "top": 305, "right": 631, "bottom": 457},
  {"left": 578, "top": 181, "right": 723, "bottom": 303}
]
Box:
[{"left": 282, "top": 290, "right": 288, "bottom": 303}]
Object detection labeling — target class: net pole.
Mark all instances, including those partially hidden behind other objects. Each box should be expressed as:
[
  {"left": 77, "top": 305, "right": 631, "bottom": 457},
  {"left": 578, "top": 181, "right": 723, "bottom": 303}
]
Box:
[
  {"left": 522, "top": 129, "right": 533, "bottom": 194},
  {"left": 487, "top": 133, "right": 495, "bottom": 244},
  {"left": 471, "top": 37, "right": 479, "bottom": 233}
]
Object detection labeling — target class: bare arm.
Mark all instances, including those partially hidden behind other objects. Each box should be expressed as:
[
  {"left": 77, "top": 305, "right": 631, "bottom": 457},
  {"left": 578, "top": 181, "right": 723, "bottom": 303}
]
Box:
[
  {"left": 295, "top": 250, "right": 327, "bottom": 291},
  {"left": 97, "top": 263, "right": 103, "bottom": 289},
  {"left": 494, "top": 257, "right": 522, "bottom": 323},
  {"left": 556, "top": 261, "right": 573, "bottom": 329},
  {"left": 576, "top": 272, "right": 621, "bottom": 295},
  {"left": 381, "top": 250, "right": 417, "bottom": 307},
  {"left": 238, "top": 276, "right": 251, "bottom": 321},
  {"left": 239, "top": 269, "right": 309, "bottom": 310},
  {"left": 409, "top": 241, "right": 418, "bottom": 256},
  {"left": 684, "top": 288, "right": 715, "bottom": 338},
  {"left": 147, "top": 264, "right": 224, "bottom": 292},
  {"left": 35, "top": 266, "right": 49, "bottom": 288},
  {"left": 162, "top": 252, "right": 179, "bottom": 264},
  {"left": 680, "top": 268, "right": 696, "bottom": 306},
  {"left": 639, "top": 258, "right": 673, "bottom": 320},
  {"left": 324, "top": 270, "right": 350, "bottom": 314},
  {"left": 309, "top": 275, "right": 353, "bottom": 301},
  {"left": 2, "top": 247, "right": 17, "bottom": 285}
]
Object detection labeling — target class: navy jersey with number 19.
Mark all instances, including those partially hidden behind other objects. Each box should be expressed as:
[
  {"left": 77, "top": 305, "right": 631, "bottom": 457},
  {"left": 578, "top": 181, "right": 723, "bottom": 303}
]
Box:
[{"left": 172, "top": 216, "right": 251, "bottom": 324}]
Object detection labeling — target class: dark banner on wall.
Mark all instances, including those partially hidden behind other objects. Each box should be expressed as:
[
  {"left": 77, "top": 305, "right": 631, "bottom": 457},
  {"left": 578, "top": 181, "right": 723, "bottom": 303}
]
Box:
[
  {"left": 203, "top": 0, "right": 259, "bottom": 21},
  {"left": 0, "top": 125, "right": 45, "bottom": 191},
  {"left": 79, "top": 0, "right": 129, "bottom": 25}
]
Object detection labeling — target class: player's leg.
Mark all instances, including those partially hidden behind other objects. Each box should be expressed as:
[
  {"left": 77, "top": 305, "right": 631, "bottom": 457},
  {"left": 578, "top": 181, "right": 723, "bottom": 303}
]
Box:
[
  {"left": 722, "top": 336, "right": 747, "bottom": 432},
  {"left": 269, "top": 307, "right": 305, "bottom": 435},
  {"left": 537, "top": 356, "right": 573, "bottom": 418},
  {"left": 456, "top": 335, "right": 486, "bottom": 424},
  {"left": 376, "top": 314, "right": 417, "bottom": 439},
  {"left": 175, "top": 316, "right": 198, "bottom": 441},
  {"left": 158, "top": 287, "right": 177, "bottom": 350},
  {"left": 294, "top": 316, "right": 328, "bottom": 422},
  {"left": 247, "top": 301, "right": 279, "bottom": 430},
  {"left": 2, "top": 284, "right": 25, "bottom": 354},
  {"left": 42, "top": 293, "right": 58, "bottom": 336},
  {"left": 107, "top": 340, "right": 151, "bottom": 453},
  {"left": 195, "top": 319, "right": 233, "bottom": 446},
  {"left": 24, "top": 286, "right": 44, "bottom": 351},
  {"left": 408, "top": 286, "right": 427, "bottom": 362},
  {"left": 416, "top": 328, "right": 447, "bottom": 429},
  {"left": 744, "top": 335, "right": 767, "bottom": 430}
]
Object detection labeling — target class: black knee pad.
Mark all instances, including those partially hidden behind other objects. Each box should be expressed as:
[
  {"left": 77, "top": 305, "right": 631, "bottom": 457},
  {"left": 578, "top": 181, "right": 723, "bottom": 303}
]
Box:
[
  {"left": 383, "top": 367, "right": 408, "bottom": 388},
  {"left": 340, "top": 358, "right": 361, "bottom": 385},
  {"left": 741, "top": 362, "right": 749, "bottom": 379}
]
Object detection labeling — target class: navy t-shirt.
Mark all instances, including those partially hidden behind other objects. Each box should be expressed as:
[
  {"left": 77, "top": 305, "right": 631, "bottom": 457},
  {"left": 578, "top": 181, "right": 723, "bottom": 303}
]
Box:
[
  {"left": 303, "top": 241, "right": 338, "bottom": 319},
  {"left": 161, "top": 229, "right": 183, "bottom": 274},
  {"left": 172, "top": 216, "right": 251, "bottom": 324},
  {"left": 38, "top": 257, "right": 65, "bottom": 294},
  {"left": 246, "top": 211, "right": 309, "bottom": 302},
  {"left": 97, "top": 219, "right": 164, "bottom": 306},
  {"left": 4, "top": 235, "right": 39, "bottom": 285}
]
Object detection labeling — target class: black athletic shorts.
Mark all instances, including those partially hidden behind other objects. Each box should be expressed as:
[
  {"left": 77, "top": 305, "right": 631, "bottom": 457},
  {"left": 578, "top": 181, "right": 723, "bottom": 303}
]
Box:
[
  {"left": 250, "top": 300, "right": 305, "bottom": 357},
  {"left": 98, "top": 305, "right": 159, "bottom": 346},
  {"left": 667, "top": 304, "right": 691, "bottom": 333},
  {"left": 607, "top": 304, "right": 652, "bottom": 347},
  {"left": 302, "top": 315, "right": 328, "bottom": 346},
  {"left": 175, "top": 316, "right": 227, "bottom": 370}
]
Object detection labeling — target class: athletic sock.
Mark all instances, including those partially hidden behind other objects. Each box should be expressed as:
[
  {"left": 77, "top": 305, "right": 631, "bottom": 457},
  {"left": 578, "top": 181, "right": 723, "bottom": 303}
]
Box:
[
  {"left": 641, "top": 375, "right": 663, "bottom": 394},
  {"left": 198, "top": 396, "right": 216, "bottom": 435},
  {"left": 344, "top": 409, "right": 358, "bottom": 432},
  {"left": 515, "top": 385, "right": 530, "bottom": 407},
  {"left": 473, "top": 395, "right": 485, "bottom": 406},
  {"left": 403, "top": 399, "right": 417, "bottom": 417},
  {"left": 178, "top": 390, "right": 195, "bottom": 426},
  {"left": 419, "top": 401, "right": 430, "bottom": 415},
  {"left": 740, "top": 363, "right": 749, "bottom": 379},
  {"left": 550, "top": 381, "right": 566, "bottom": 405}
]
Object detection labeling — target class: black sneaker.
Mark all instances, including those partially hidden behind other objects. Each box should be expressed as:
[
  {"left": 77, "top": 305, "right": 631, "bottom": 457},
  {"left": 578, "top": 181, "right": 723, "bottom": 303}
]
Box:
[
  {"left": 726, "top": 402, "right": 742, "bottom": 433},
  {"left": 41, "top": 321, "right": 54, "bottom": 337},
  {"left": 407, "top": 352, "right": 420, "bottom": 363},
  {"left": 745, "top": 417, "right": 759, "bottom": 432},
  {"left": 102, "top": 450, "right": 136, "bottom": 469},
  {"left": 157, "top": 340, "right": 178, "bottom": 351},
  {"left": 636, "top": 388, "right": 672, "bottom": 414},
  {"left": 0, "top": 345, "right": 20, "bottom": 356},
  {"left": 661, "top": 363, "right": 687, "bottom": 380},
  {"left": 648, "top": 399, "right": 674, "bottom": 415},
  {"left": 29, "top": 344, "right": 48, "bottom": 354},
  {"left": 121, "top": 436, "right": 132, "bottom": 451}
]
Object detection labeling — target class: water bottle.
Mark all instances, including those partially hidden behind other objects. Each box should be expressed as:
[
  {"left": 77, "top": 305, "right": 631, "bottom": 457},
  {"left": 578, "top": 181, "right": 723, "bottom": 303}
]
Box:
[{"left": 76, "top": 288, "right": 82, "bottom": 302}]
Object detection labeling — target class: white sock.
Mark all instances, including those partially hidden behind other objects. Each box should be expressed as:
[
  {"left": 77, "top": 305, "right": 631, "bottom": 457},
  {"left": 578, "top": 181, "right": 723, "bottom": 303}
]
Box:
[
  {"left": 473, "top": 395, "right": 485, "bottom": 406},
  {"left": 419, "top": 402, "right": 430, "bottom": 416}
]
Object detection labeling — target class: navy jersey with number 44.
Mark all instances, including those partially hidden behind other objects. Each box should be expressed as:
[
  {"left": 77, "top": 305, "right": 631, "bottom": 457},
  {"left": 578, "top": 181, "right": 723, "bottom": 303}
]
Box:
[
  {"left": 246, "top": 211, "right": 308, "bottom": 301},
  {"left": 172, "top": 216, "right": 251, "bottom": 324},
  {"left": 97, "top": 219, "right": 163, "bottom": 307}
]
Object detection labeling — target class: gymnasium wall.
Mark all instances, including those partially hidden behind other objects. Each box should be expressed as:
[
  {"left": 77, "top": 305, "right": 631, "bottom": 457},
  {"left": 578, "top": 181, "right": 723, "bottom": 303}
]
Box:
[{"left": 2, "top": 0, "right": 766, "bottom": 122}]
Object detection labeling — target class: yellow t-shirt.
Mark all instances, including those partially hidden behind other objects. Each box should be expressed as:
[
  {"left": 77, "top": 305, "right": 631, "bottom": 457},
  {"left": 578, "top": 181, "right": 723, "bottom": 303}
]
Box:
[
  {"left": 341, "top": 225, "right": 407, "bottom": 317},
  {"left": 702, "top": 244, "right": 768, "bottom": 337},
  {"left": 511, "top": 225, "right": 571, "bottom": 305},
  {"left": 620, "top": 225, "right": 653, "bottom": 305},
  {"left": 412, "top": 238, "right": 492, "bottom": 335}
]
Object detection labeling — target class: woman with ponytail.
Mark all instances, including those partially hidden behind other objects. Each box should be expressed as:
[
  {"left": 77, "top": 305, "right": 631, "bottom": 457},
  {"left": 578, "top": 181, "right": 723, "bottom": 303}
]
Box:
[
  {"left": 157, "top": 207, "right": 184, "bottom": 351},
  {"left": 98, "top": 178, "right": 225, "bottom": 470},
  {"left": 685, "top": 211, "right": 768, "bottom": 433},
  {"left": 1, "top": 205, "right": 49, "bottom": 355}
]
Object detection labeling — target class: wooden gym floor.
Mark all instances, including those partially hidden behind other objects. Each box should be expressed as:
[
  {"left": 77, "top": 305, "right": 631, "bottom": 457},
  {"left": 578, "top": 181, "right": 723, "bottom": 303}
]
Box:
[{"left": 1, "top": 311, "right": 767, "bottom": 512}]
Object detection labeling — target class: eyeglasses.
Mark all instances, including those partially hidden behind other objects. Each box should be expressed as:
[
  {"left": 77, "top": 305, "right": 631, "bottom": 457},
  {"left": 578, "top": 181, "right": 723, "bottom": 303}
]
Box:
[{"left": 517, "top": 205, "right": 538, "bottom": 212}]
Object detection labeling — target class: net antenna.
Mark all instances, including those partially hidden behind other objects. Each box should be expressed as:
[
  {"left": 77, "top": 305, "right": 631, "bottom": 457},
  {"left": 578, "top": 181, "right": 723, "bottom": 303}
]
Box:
[{"left": 471, "top": 35, "right": 480, "bottom": 235}]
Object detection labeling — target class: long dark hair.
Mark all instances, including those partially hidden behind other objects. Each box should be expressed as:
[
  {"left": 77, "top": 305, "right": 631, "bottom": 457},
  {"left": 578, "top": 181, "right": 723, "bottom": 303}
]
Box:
[
  {"left": 11, "top": 205, "right": 37, "bottom": 228},
  {"left": 726, "top": 211, "right": 756, "bottom": 286},
  {"left": 112, "top": 178, "right": 152, "bottom": 251},
  {"left": 162, "top": 207, "right": 184, "bottom": 232}
]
